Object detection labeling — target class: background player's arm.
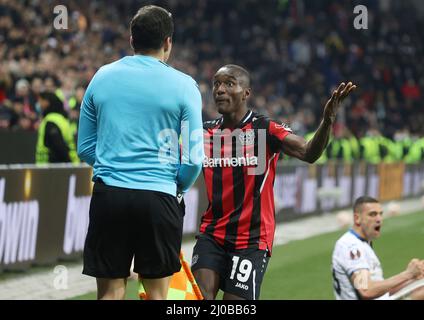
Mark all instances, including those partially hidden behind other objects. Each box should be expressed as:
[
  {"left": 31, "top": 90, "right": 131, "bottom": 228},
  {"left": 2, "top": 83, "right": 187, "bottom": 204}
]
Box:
[
  {"left": 281, "top": 82, "right": 356, "bottom": 163},
  {"left": 351, "top": 259, "right": 423, "bottom": 299},
  {"left": 176, "top": 79, "right": 204, "bottom": 193}
]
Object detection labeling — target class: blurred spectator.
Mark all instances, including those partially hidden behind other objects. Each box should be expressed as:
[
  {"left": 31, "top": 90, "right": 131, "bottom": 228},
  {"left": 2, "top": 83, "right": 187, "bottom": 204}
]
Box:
[
  {"left": 0, "top": 104, "right": 13, "bottom": 129},
  {"left": 401, "top": 79, "right": 421, "bottom": 100},
  {"left": 35, "top": 92, "right": 79, "bottom": 164}
]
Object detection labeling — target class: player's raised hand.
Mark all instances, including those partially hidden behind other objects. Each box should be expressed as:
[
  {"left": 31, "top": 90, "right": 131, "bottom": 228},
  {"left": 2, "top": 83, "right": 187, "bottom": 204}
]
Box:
[
  {"left": 406, "top": 258, "right": 423, "bottom": 279},
  {"left": 323, "top": 82, "right": 357, "bottom": 124}
]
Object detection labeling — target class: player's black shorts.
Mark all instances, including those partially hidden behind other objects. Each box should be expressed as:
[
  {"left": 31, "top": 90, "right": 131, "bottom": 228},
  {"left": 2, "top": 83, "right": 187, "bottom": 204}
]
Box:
[
  {"left": 191, "top": 233, "right": 270, "bottom": 300},
  {"left": 83, "top": 180, "right": 184, "bottom": 279}
]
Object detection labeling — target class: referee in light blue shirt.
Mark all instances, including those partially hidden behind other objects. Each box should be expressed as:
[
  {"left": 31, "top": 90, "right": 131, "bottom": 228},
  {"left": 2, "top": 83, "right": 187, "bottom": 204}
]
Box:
[{"left": 77, "top": 5, "right": 203, "bottom": 300}]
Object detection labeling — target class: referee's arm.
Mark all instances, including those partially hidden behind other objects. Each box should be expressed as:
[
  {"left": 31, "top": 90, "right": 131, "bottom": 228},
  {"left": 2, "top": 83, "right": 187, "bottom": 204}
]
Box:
[
  {"left": 77, "top": 82, "right": 97, "bottom": 166},
  {"left": 177, "top": 80, "right": 204, "bottom": 193}
]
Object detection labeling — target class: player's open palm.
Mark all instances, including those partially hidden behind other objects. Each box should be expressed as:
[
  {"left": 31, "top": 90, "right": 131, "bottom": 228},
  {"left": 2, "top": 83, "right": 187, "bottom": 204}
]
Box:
[{"left": 324, "top": 82, "right": 357, "bottom": 123}]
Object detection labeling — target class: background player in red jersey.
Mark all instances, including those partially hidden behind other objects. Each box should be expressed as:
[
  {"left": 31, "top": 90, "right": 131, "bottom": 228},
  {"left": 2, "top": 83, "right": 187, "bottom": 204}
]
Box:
[{"left": 191, "top": 64, "right": 356, "bottom": 300}]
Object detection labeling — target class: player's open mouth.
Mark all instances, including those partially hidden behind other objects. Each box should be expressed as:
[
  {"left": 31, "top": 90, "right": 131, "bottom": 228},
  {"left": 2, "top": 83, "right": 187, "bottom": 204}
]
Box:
[{"left": 375, "top": 226, "right": 381, "bottom": 232}]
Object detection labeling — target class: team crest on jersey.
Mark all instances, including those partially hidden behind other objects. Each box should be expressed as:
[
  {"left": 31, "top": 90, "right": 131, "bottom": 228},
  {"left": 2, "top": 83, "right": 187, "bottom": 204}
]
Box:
[
  {"left": 350, "top": 248, "right": 361, "bottom": 260},
  {"left": 239, "top": 129, "right": 255, "bottom": 146}
]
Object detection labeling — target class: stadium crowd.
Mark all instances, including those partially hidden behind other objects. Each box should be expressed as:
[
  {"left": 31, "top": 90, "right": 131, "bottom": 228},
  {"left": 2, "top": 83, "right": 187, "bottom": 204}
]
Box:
[{"left": 0, "top": 0, "right": 423, "bottom": 163}]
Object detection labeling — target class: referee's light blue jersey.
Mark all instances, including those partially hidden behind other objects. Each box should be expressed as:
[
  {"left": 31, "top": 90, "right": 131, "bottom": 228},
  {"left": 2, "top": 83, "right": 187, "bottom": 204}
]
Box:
[{"left": 77, "top": 55, "right": 204, "bottom": 196}]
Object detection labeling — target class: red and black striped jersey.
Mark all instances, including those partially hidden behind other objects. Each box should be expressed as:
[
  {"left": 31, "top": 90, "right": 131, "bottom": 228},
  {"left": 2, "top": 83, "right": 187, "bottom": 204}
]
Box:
[{"left": 199, "top": 110, "right": 292, "bottom": 255}]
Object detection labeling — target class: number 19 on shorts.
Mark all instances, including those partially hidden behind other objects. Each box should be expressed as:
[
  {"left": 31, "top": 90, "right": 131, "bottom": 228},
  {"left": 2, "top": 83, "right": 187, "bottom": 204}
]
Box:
[{"left": 230, "top": 256, "right": 253, "bottom": 282}]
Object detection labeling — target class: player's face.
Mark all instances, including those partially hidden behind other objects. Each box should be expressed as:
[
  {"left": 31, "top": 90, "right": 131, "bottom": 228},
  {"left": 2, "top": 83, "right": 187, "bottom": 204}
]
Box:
[
  {"left": 357, "top": 203, "right": 384, "bottom": 240},
  {"left": 212, "top": 68, "right": 248, "bottom": 114}
]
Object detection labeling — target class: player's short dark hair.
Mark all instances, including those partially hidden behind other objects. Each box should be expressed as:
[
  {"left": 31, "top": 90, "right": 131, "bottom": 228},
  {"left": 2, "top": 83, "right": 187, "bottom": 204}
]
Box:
[
  {"left": 130, "top": 5, "right": 174, "bottom": 52},
  {"left": 353, "top": 196, "right": 379, "bottom": 213},
  {"left": 222, "top": 64, "right": 251, "bottom": 88}
]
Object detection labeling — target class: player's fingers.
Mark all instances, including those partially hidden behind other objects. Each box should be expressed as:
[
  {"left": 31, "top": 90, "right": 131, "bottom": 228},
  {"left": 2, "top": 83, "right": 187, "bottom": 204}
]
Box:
[
  {"left": 337, "top": 83, "right": 351, "bottom": 102},
  {"left": 344, "top": 86, "right": 356, "bottom": 99},
  {"left": 410, "top": 259, "right": 421, "bottom": 272},
  {"left": 340, "top": 82, "right": 353, "bottom": 99},
  {"left": 330, "top": 90, "right": 338, "bottom": 102},
  {"left": 335, "top": 83, "right": 345, "bottom": 98},
  {"left": 341, "top": 84, "right": 357, "bottom": 101},
  {"left": 337, "top": 82, "right": 346, "bottom": 92}
]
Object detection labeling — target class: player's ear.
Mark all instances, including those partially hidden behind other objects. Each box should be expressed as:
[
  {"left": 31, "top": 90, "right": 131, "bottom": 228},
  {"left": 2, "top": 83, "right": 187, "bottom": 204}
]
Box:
[
  {"left": 243, "top": 88, "right": 251, "bottom": 100},
  {"left": 353, "top": 212, "right": 361, "bottom": 226}
]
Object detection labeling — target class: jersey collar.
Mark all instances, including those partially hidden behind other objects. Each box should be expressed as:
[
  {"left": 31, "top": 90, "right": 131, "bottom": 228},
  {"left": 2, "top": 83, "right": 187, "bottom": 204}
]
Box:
[
  {"left": 349, "top": 229, "right": 368, "bottom": 243},
  {"left": 218, "top": 110, "right": 253, "bottom": 130},
  {"left": 238, "top": 110, "right": 253, "bottom": 127}
]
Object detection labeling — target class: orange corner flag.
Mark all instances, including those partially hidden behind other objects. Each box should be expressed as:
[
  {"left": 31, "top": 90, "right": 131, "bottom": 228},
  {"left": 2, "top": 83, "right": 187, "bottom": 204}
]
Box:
[{"left": 138, "top": 251, "right": 204, "bottom": 300}]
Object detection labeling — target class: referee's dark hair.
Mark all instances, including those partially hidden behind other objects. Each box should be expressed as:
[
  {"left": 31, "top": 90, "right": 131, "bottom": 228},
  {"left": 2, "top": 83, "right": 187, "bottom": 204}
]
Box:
[
  {"left": 130, "top": 5, "right": 174, "bottom": 52},
  {"left": 353, "top": 196, "right": 379, "bottom": 213}
]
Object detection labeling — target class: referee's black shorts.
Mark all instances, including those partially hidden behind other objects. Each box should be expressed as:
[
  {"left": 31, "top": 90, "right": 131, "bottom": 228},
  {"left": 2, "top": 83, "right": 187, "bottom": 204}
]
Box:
[{"left": 82, "top": 180, "right": 184, "bottom": 279}]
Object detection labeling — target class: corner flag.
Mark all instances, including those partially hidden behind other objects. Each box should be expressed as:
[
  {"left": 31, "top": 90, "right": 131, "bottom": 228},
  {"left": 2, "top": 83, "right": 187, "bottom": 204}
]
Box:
[{"left": 138, "top": 251, "right": 204, "bottom": 300}]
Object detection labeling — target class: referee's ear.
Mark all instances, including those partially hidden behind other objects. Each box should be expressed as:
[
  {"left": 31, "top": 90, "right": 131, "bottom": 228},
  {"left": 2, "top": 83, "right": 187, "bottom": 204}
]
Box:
[
  {"left": 130, "top": 36, "right": 135, "bottom": 51},
  {"left": 163, "top": 37, "right": 172, "bottom": 62},
  {"left": 164, "top": 37, "right": 172, "bottom": 52}
]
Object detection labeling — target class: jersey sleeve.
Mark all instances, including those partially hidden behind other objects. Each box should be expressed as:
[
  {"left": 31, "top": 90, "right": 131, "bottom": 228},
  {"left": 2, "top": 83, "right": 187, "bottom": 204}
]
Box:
[
  {"left": 267, "top": 120, "right": 293, "bottom": 153},
  {"left": 77, "top": 74, "right": 98, "bottom": 166},
  {"left": 176, "top": 78, "right": 204, "bottom": 193}
]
